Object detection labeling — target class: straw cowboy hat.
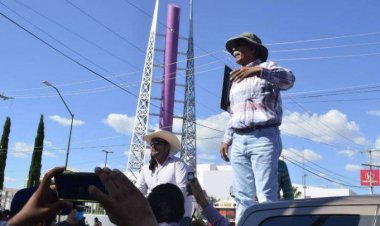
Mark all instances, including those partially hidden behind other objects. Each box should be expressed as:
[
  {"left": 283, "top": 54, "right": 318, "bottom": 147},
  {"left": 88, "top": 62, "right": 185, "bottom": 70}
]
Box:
[
  {"left": 225, "top": 32, "right": 268, "bottom": 62},
  {"left": 144, "top": 129, "right": 180, "bottom": 155}
]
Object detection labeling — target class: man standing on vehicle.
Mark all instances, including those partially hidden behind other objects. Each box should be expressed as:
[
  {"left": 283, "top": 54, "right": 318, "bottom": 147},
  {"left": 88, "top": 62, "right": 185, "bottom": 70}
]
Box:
[{"left": 220, "top": 32, "right": 295, "bottom": 223}]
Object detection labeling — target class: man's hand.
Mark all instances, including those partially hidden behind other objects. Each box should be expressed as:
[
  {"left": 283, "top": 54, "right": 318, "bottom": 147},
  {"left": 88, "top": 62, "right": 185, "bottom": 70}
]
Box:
[
  {"left": 189, "top": 178, "right": 209, "bottom": 209},
  {"left": 220, "top": 143, "right": 230, "bottom": 162},
  {"left": 88, "top": 167, "right": 157, "bottom": 226},
  {"left": 230, "top": 66, "right": 262, "bottom": 83},
  {"left": 8, "top": 167, "right": 72, "bottom": 226}
]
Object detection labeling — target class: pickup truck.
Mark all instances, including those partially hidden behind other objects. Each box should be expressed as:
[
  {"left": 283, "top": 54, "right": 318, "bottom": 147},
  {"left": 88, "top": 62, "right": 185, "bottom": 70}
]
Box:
[{"left": 239, "top": 196, "right": 380, "bottom": 226}]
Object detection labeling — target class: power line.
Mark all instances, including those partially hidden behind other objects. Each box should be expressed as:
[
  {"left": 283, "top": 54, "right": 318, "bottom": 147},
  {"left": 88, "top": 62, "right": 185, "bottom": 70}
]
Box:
[
  {"left": 283, "top": 155, "right": 365, "bottom": 190},
  {"left": 284, "top": 148, "right": 361, "bottom": 186},
  {"left": 64, "top": 0, "right": 146, "bottom": 54},
  {"left": 266, "top": 31, "right": 380, "bottom": 46},
  {"left": 271, "top": 41, "right": 380, "bottom": 53},
  {"left": 274, "top": 52, "right": 380, "bottom": 62},
  {"left": 286, "top": 96, "right": 370, "bottom": 150},
  {"left": 10, "top": 0, "right": 139, "bottom": 70}
]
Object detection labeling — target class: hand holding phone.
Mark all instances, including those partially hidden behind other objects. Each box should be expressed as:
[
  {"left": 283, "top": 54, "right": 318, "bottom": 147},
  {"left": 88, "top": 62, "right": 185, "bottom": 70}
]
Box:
[
  {"left": 186, "top": 172, "right": 196, "bottom": 195},
  {"left": 55, "top": 172, "right": 106, "bottom": 202}
]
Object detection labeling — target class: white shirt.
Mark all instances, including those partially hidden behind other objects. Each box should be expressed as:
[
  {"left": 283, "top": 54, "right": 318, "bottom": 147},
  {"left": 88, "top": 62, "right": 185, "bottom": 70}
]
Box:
[{"left": 136, "top": 155, "right": 193, "bottom": 217}]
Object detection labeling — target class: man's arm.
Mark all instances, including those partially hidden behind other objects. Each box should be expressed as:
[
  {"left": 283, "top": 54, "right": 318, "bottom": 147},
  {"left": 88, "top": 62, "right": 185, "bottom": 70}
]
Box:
[
  {"left": 175, "top": 161, "right": 193, "bottom": 218},
  {"left": 189, "top": 179, "right": 230, "bottom": 226},
  {"left": 260, "top": 61, "right": 295, "bottom": 90},
  {"left": 221, "top": 111, "right": 234, "bottom": 162},
  {"left": 135, "top": 166, "right": 148, "bottom": 195}
]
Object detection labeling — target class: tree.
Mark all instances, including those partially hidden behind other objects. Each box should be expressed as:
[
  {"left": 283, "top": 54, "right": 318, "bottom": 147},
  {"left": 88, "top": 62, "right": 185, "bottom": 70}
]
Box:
[
  {"left": 293, "top": 186, "right": 302, "bottom": 199},
  {"left": 0, "top": 117, "right": 11, "bottom": 190},
  {"left": 27, "top": 115, "right": 44, "bottom": 187}
]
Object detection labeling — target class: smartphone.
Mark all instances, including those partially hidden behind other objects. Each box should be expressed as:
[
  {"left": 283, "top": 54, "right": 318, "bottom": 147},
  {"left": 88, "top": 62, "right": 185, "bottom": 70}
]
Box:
[
  {"left": 55, "top": 172, "right": 106, "bottom": 202},
  {"left": 187, "top": 172, "right": 196, "bottom": 182}
]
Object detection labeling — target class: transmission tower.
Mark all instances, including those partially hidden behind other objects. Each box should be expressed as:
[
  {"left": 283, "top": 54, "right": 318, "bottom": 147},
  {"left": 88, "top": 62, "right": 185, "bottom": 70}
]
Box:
[
  {"left": 180, "top": 0, "right": 197, "bottom": 173},
  {"left": 127, "top": 0, "right": 198, "bottom": 179},
  {"left": 126, "top": 0, "right": 159, "bottom": 181}
]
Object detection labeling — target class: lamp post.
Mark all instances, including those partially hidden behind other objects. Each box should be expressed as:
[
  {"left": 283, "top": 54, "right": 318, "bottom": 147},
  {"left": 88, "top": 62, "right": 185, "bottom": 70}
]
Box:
[
  {"left": 102, "top": 150, "right": 113, "bottom": 168},
  {"left": 43, "top": 80, "right": 74, "bottom": 168}
]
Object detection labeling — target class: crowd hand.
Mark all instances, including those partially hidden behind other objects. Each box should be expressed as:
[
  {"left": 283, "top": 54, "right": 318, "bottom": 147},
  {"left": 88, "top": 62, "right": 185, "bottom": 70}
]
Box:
[
  {"left": 8, "top": 167, "right": 72, "bottom": 226},
  {"left": 189, "top": 178, "right": 209, "bottom": 209},
  {"left": 230, "top": 66, "right": 262, "bottom": 83},
  {"left": 220, "top": 143, "right": 230, "bottom": 162},
  {"left": 88, "top": 167, "right": 158, "bottom": 226}
]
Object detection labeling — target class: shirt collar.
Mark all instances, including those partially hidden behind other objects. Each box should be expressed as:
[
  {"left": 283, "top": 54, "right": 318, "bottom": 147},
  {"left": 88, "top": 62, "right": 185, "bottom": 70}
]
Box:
[{"left": 246, "top": 59, "right": 262, "bottom": 67}]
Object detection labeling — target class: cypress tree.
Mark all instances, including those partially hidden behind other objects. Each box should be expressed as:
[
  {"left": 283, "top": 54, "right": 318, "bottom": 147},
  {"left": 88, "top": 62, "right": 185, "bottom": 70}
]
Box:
[
  {"left": 0, "top": 117, "right": 11, "bottom": 190},
  {"left": 27, "top": 115, "right": 44, "bottom": 187}
]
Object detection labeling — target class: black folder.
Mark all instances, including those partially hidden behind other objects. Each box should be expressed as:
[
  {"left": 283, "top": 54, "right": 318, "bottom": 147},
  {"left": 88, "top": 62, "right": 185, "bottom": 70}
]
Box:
[{"left": 220, "top": 65, "right": 232, "bottom": 111}]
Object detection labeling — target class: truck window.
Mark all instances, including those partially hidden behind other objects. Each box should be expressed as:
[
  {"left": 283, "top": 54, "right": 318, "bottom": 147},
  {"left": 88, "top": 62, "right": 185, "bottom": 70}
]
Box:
[{"left": 259, "top": 214, "right": 360, "bottom": 226}]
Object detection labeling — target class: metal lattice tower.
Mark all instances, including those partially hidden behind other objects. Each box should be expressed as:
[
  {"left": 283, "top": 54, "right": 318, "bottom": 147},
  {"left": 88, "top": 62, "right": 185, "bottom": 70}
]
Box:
[
  {"left": 126, "top": 0, "right": 159, "bottom": 181},
  {"left": 180, "top": 0, "right": 197, "bottom": 173}
]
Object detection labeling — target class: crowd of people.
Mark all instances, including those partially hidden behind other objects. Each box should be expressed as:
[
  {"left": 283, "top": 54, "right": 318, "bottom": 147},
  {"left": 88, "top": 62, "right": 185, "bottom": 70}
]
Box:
[{"left": 0, "top": 31, "right": 295, "bottom": 226}]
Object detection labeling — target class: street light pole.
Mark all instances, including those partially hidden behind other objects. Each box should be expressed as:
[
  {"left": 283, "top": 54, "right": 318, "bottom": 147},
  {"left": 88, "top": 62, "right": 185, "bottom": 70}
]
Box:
[
  {"left": 102, "top": 150, "right": 113, "bottom": 168},
  {"left": 43, "top": 80, "right": 74, "bottom": 168}
]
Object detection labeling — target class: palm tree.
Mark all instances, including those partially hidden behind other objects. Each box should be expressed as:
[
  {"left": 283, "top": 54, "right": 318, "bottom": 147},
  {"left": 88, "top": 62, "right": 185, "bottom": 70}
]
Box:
[{"left": 293, "top": 186, "right": 302, "bottom": 199}]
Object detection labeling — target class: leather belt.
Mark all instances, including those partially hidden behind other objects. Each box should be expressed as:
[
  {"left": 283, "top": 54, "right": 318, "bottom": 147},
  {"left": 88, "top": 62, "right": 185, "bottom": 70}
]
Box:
[{"left": 233, "top": 124, "right": 279, "bottom": 133}]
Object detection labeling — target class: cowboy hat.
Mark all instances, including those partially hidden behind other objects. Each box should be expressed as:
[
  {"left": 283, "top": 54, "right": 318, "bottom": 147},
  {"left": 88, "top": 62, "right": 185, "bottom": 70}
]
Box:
[
  {"left": 144, "top": 129, "right": 180, "bottom": 155},
  {"left": 225, "top": 32, "right": 268, "bottom": 62}
]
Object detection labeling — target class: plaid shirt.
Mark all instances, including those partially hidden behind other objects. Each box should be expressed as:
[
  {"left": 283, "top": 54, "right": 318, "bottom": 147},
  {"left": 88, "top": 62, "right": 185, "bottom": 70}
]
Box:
[{"left": 223, "top": 60, "right": 295, "bottom": 145}]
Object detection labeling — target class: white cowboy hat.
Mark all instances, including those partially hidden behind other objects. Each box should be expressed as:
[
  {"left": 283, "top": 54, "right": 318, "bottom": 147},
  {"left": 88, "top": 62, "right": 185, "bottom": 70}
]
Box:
[{"left": 143, "top": 129, "right": 180, "bottom": 155}]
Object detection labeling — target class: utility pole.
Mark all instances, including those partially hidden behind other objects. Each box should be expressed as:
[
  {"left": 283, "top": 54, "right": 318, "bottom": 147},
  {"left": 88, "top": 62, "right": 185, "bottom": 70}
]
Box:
[
  {"left": 361, "top": 149, "right": 380, "bottom": 195},
  {"left": 102, "top": 150, "right": 113, "bottom": 168},
  {"left": 302, "top": 148, "right": 307, "bottom": 198}
]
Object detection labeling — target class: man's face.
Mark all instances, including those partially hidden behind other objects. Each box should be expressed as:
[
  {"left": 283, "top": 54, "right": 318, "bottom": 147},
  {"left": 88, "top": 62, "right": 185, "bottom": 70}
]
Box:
[
  {"left": 232, "top": 44, "right": 255, "bottom": 66},
  {"left": 150, "top": 138, "right": 170, "bottom": 158}
]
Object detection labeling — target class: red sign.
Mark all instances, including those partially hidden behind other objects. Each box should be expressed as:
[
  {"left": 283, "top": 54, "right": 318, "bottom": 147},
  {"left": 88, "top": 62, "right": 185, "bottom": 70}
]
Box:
[{"left": 360, "top": 169, "right": 380, "bottom": 186}]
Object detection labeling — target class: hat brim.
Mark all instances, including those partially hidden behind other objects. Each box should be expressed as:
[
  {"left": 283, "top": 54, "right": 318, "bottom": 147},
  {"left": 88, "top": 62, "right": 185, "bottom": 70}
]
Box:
[
  {"left": 143, "top": 130, "right": 180, "bottom": 155},
  {"left": 226, "top": 36, "right": 268, "bottom": 62}
]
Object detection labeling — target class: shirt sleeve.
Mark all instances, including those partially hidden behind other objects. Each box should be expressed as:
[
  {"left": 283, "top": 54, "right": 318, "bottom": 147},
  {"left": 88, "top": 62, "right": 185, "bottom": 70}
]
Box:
[
  {"left": 202, "top": 204, "right": 231, "bottom": 226},
  {"left": 175, "top": 160, "right": 193, "bottom": 217},
  {"left": 260, "top": 61, "right": 295, "bottom": 91},
  {"left": 135, "top": 166, "right": 148, "bottom": 195},
  {"left": 222, "top": 114, "right": 234, "bottom": 145}
]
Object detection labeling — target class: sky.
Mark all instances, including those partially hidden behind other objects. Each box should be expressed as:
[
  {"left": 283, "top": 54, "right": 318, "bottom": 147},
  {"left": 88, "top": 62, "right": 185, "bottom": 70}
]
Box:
[{"left": 1, "top": 0, "right": 380, "bottom": 194}]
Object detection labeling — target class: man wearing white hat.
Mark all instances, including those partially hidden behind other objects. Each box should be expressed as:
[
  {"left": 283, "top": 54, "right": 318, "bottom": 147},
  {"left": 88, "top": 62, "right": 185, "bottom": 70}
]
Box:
[{"left": 135, "top": 129, "right": 192, "bottom": 222}]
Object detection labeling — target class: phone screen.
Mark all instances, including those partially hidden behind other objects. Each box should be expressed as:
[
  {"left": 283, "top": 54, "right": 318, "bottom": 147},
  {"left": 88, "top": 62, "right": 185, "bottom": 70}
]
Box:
[
  {"left": 187, "top": 172, "right": 195, "bottom": 182},
  {"left": 55, "top": 172, "right": 106, "bottom": 202}
]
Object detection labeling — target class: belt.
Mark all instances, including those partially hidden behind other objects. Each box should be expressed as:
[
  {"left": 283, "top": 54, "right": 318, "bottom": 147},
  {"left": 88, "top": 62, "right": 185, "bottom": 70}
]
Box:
[{"left": 233, "top": 124, "right": 279, "bottom": 133}]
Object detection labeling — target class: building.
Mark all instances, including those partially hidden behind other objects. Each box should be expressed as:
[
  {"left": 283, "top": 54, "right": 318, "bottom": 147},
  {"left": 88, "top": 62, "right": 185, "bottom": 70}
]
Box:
[
  {"left": 196, "top": 164, "right": 357, "bottom": 201},
  {"left": 293, "top": 184, "right": 357, "bottom": 199}
]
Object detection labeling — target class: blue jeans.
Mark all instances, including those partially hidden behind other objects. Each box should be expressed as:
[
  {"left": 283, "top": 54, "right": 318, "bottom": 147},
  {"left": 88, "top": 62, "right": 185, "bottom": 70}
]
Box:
[{"left": 231, "top": 126, "right": 281, "bottom": 223}]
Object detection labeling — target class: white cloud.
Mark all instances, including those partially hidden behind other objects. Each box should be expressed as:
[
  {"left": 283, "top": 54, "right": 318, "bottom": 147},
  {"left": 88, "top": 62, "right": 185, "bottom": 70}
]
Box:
[
  {"left": 12, "top": 142, "right": 33, "bottom": 158},
  {"left": 345, "top": 164, "right": 361, "bottom": 172},
  {"left": 43, "top": 150, "right": 56, "bottom": 157},
  {"left": 376, "top": 137, "right": 380, "bottom": 150},
  {"left": 281, "top": 109, "right": 367, "bottom": 145},
  {"left": 198, "top": 152, "right": 218, "bottom": 163},
  {"left": 5, "top": 177, "right": 16, "bottom": 183},
  {"left": 103, "top": 113, "right": 135, "bottom": 135},
  {"left": 42, "top": 140, "right": 59, "bottom": 157},
  {"left": 196, "top": 112, "right": 229, "bottom": 154},
  {"left": 282, "top": 147, "right": 322, "bottom": 162},
  {"left": 49, "top": 115, "right": 85, "bottom": 126},
  {"left": 367, "top": 110, "right": 380, "bottom": 117},
  {"left": 338, "top": 149, "right": 357, "bottom": 159}
]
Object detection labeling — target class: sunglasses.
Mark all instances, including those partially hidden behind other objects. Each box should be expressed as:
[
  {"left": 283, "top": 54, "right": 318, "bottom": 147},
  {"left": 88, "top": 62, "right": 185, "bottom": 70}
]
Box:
[{"left": 150, "top": 140, "right": 168, "bottom": 146}]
